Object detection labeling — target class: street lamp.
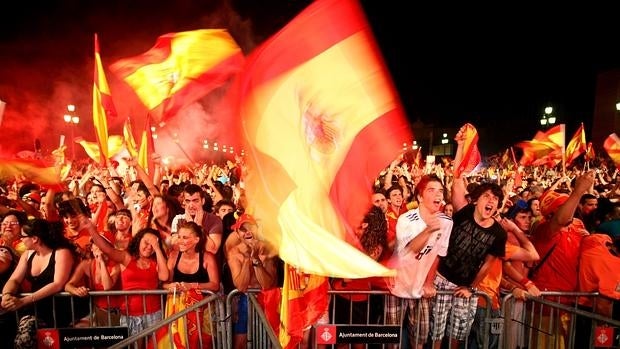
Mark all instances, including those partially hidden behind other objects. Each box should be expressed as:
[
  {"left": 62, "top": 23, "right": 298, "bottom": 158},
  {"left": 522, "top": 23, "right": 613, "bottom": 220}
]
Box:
[
  {"left": 63, "top": 104, "right": 79, "bottom": 161},
  {"left": 540, "top": 105, "right": 556, "bottom": 127}
]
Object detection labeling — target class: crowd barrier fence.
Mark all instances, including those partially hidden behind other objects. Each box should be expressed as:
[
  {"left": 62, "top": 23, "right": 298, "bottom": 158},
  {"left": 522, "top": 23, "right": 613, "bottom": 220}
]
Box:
[{"left": 10, "top": 288, "right": 619, "bottom": 348}]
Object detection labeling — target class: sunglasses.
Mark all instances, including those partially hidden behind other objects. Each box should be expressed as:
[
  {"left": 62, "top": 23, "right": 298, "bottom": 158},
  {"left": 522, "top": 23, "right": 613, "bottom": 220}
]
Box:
[{"left": 1, "top": 222, "right": 19, "bottom": 227}]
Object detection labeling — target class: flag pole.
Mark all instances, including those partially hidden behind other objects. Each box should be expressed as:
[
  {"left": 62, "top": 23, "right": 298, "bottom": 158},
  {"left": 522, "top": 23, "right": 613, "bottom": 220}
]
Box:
[{"left": 561, "top": 124, "right": 566, "bottom": 176}]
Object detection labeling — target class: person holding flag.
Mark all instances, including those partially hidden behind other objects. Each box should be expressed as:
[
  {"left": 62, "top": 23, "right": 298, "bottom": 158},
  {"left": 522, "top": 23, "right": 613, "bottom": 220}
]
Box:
[{"left": 430, "top": 124, "right": 507, "bottom": 349}]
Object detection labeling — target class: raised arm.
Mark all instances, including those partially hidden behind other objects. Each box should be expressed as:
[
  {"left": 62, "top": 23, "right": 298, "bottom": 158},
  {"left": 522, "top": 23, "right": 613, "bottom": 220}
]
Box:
[{"left": 451, "top": 125, "right": 469, "bottom": 211}]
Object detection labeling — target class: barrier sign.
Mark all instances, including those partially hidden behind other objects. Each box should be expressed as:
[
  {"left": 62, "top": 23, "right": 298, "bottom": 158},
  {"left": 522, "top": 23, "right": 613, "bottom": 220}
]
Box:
[
  {"left": 594, "top": 326, "right": 614, "bottom": 347},
  {"left": 316, "top": 325, "right": 400, "bottom": 344},
  {"left": 37, "top": 327, "right": 129, "bottom": 349}
]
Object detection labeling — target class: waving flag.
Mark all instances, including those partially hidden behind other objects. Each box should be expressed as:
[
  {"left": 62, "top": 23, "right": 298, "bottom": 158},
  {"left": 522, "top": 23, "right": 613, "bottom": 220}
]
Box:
[
  {"left": 584, "top": 142, "right": 595, "bottom": 162},
  {"left": 454, "top": 123, "right": 481, "bottom": 178},
  {"left": 123, "top": 117, "right": 139, "bottom": 158},
  {"left": 565, "top": 123, "right": 586, "bottom": 165},
  {"left": 604, "top": 134, "right": 620, "bottom": 168},
  {"left": 279, "top": 264, "right": 329, "bottom": 349},
  {"left": 110, "top": 29, "right": 244, "bottom": 124},
  {"left": 517, "top": 125, "right": 565, "bottom": 165},
  {"left": 93, "top": 34, "right": 117, "bottom": 165},
  {"left": 138, "top": 115, "right": 156, "bottom": 175},
  {"left": 237, "top": 0, "right": 411, "bottom": 279},
  {"left": 76, "top": 136, "right": 125, "bottom": 163},
  {"left": 0, "top": 158, "right": 62, "bottom": 186}
]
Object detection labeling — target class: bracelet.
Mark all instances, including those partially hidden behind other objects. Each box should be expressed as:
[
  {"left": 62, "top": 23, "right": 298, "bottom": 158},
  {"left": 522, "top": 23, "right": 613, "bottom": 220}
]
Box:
[
  {"left": 519, "top": 277, "right": 531, "bottom": 287},
  {"left": 31, "top": 294, "right": 36, "bottom": 304}
]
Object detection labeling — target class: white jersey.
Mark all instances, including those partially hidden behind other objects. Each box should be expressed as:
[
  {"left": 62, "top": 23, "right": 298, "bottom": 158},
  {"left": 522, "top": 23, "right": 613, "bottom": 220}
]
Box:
[{"left": 389, "top": 208, "right": 452, "bottom": 298}]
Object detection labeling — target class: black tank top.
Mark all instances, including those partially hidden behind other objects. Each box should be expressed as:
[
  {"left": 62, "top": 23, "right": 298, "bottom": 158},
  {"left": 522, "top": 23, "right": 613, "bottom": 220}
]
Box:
[
  {"left": 26, "top": 250, "right": 56, "bottom": 291},
  {"left": 172, "top": 252, "right": 210, "bottom": 283}
]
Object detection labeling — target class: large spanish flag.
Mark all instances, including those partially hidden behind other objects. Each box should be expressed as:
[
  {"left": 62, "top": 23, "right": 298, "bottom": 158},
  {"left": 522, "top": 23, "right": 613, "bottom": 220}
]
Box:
[
  {"left": 93, "top": 34, "right": 117, "bottom": 165},
  {"left": 237, "top": 0, "right": 411, "bottom": 278},
  {"left": 110, "top": 29, "right": 244, "bottom": 124}
]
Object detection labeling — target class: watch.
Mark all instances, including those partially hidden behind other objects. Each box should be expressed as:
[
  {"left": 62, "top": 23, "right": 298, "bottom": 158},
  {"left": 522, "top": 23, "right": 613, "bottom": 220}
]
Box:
[{"left": 469, "top": 286, "right": 478, "bottom": 293}]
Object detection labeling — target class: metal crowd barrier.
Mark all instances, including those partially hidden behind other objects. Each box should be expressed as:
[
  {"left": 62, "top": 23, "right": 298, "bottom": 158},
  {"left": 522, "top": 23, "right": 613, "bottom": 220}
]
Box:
[
  {"left": 501, "top": 291, "right": 620, "bottom": 349},
  {"left": 11, "top": 288, "right": 618, "bottom": 348}
]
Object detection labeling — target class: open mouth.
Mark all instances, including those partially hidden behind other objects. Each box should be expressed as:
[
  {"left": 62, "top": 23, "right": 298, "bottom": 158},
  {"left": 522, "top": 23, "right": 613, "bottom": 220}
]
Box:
[{"left": 484, "top": 204, "right": 495, "bottom": 215}]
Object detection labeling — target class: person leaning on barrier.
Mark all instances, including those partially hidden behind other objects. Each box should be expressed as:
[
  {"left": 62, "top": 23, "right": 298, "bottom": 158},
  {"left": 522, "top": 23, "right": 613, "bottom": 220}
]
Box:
[
  {"left": 65, "top": 232, "right": 122, "bottom": 327},
  {"left": 161, "top": 220, "right": 221, "bottom": 348},
  {"left": 430, "top": 125, "right": 507, "bottom": 349},
  {"left": 83, "top": 215, "right": 169, "bottom": 349},
  {"left": 0, "top": 246, "right": 19, "bottom": 347},
  {"left": 225, "top": 213, "right": 278, "bottom": 349},
  {"left": 226, "top": 214, "right": 278, "bottom": 292},
  {"left": 2, "top": 219, "right": 78, "bottom": 348},
  {"left": 386, "top": 175, "right": 453, "bottom": 349}
]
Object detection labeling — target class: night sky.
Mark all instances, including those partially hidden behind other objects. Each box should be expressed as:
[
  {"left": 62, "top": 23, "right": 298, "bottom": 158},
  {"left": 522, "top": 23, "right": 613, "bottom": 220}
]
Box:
[{"left": 1, "top": 1, "right": 618, "bottom": 159}]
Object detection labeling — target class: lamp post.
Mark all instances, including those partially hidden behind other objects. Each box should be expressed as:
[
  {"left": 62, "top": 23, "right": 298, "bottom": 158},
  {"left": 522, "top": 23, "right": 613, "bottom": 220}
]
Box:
[
  {"left": 540, "top": 105, "right": 556, "bottom": 128},
  {"left": 63, "top": 104, "right": 79, "bottom": 161}
]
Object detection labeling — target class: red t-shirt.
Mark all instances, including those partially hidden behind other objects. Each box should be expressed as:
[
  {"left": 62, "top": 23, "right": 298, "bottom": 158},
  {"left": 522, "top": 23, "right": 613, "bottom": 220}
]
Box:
[
  {"left": 578, "top": 234, "right": 620, "bottom": 315},
  {"left": 530, "top": 218, "right": 588, "bottom": 292},
  {"left": 121, "top": 258, "right": 161, "bottom": 315}
]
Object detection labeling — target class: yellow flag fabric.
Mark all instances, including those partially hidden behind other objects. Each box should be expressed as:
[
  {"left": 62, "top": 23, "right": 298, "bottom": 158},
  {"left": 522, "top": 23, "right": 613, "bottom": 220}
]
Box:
[
  {"left": 76, "top": 136, "right": 124, "bottom": 163},
  {"left": 110, "top": 29, "right": 244, "bottom": 124},
  {"left": 123, "top": 118, "right": 139, "bottom": 158},
  {"left": 236, "top": 0, "right": 411, "bottom": 278},
  {"left": 279, "top": 263, "right": 329, "bottom": 348},
  {"left": 0, "top": 158, "right": 62, "bottom": 186},
  {"left": 93, "top": 34, "right": 117, "bottom": 165}
]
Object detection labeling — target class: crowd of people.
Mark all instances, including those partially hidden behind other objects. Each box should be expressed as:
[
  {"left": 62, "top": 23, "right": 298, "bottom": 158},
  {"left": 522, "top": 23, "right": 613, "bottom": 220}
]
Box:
[{"left": 0, "top": 123, "right": 619, "bottom": 348}]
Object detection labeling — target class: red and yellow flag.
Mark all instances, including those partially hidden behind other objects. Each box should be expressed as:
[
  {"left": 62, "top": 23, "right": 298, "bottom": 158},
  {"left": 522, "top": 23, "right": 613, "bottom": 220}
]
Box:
[
  {"left": 110, "top": 29, "right": 244, "bottom": 124},
  {"left": 93, "top": 34, "right": 117, "bottom": 165},
  {"left": 517, "top": 125, "right": 565, "bottom": 165},
  {"left": 584, "top": 141, "right": 595, "bottom": 162},
  {"left": 236, "top": 0, "right": 411, "bottom": 278},
  {"left": 0, "top": 158, "right": 62, "bottom": 186},
  {"left": 565, "top": 122, "right": 586, "bottom": 165},
  {"left": 76, "top": 136, "right": 125, "bottom": 163},
  {"left": 279, "top": 264, "right": 329, "bottom": 349},
  {"left": 454, "top": 123, "right": 481, "bottom": 178},
  {"left": 123, "top": 117, "right": 139, "bottom": 158},
  {"left": 604, "top": 133, "right": 620, "bottom": 168}
]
